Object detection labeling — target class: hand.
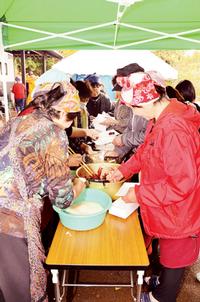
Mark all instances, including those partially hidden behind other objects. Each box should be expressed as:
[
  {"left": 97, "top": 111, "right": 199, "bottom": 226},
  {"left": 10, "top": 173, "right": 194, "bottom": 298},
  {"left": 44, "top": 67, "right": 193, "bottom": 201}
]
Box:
[
  {"left": 100, "top": 117, "right": 117, "bottom": 126},
  {"left": 105, "top": 150, "right": 119, "bottom": 158},
  {"left": 106, "top": 168, "right": 123, "bottom": 182},
  {"left": 89, "top": 115, "right": 95, "bottom": 122},
  {"left": 122, "top": 187, "right": 137, "bottom": 203},
  {"left": 86, "top": 129, "right": 99, "bottom": 140},
  {"left": 112, "top": 135, "right": 124, "bottom": 147},
  {"left": 68, "top": 154, "right": 82, "bottom": 167},
  {"left": 80, "top": 143, "right": 95, "bottom": 155},
  {"left": 73, "top": 177, "right": 86, "bottom": 198},
  {"left": 73, "top": 177, "right": 86, "bottom": 186}
]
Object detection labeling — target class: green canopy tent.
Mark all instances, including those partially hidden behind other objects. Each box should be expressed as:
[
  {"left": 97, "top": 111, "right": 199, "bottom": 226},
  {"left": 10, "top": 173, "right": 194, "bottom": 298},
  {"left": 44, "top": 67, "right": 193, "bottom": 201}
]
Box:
[
  {"left": 1, "top": 0, "right": 200, "bottom": 50},
  {"left": 1, "top": 0, "right": 200, "bottom": 119}
]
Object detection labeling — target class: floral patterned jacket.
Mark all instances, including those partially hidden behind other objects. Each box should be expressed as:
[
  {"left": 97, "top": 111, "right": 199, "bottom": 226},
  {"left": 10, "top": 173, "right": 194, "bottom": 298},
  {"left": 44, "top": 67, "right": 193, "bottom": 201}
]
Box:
[{"left": 0, "top": 111, "right": 74, "bottom": 302}]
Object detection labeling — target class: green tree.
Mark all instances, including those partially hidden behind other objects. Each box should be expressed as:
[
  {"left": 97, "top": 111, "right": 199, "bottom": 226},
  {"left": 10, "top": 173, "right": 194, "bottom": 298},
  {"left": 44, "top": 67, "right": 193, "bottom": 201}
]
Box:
[
  {"left": 153, "top": 50, "right": 200, "bottom": 99},
  {"left": 14, "top": 55, "right": 59, "bottom": 76}
]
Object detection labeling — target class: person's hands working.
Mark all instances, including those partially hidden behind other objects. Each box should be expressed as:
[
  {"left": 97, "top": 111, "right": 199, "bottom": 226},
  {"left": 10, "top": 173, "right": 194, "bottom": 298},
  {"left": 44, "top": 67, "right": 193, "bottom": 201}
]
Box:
[
  {"left": 100, "top": 117, "right": 118, "bottom": 127},
  {"left": 72, "top": 177, "right": 86, "bottom": 199},
  {"left": 105, "top": 150, "right": 119, "bottom": 158},
  {"left": 80, "top": 143, "right": 95, "bottom": 155},
  {"left": 85, "top": 129, "right": 99, "bottom": 140},
  {"left": 68, "top": 154, "right": 82, "bottom": 167},
  {"left": 112, "top": 135, "right": 124, "bottom": 147},
  {"left": 122, "top": 187, "right": 137, "bottom": 203},
  {"left": 106, "top": 167, "right": 123, "bottom": 182}
]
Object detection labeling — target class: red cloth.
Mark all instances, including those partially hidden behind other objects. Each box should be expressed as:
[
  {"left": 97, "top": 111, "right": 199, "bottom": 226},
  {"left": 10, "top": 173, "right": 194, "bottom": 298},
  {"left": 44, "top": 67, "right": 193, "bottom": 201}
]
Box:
[
  {"left": 18, "top": 106, "right": 35, "bottom": 116},
  {"left": 144, "top": 234, "right": 200, "bottom": 268},
  {"left": 116, "top": 72, "right": 160, "bottom": 106},
  {"left": 12, "top": 83, "right": 26, "bottom": 99},
  {"left": 119, "top": 99, "right": 200, "bottom": 239},
  {"left": 159, "top": 234, "right": 200, "bottom": 268}
]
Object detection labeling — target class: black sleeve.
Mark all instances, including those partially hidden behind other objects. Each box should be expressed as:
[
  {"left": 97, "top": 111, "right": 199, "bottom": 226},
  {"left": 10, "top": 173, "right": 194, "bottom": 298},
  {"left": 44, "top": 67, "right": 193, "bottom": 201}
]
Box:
[
  {"left": 100, "top": 94, "right": 112, "bottom": 113},
  {"left": 65, "top": 125, "right": 73, "bottom": 137}
]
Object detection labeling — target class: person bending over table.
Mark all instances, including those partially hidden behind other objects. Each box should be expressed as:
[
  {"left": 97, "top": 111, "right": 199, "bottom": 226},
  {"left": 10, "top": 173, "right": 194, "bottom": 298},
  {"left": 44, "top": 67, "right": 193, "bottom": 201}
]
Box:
[
  {"left": 19, "top": 81, "right": 99, "bottom": 167},
  {"left": 0, "top": 82, "right": 86, "bottom": 302}
]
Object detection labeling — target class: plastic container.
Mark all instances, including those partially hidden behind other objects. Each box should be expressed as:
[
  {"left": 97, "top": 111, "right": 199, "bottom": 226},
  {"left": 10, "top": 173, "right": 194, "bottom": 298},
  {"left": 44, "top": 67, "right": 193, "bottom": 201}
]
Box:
[{"left": 53, "top": 188, "right": 112, "bottom": 231}]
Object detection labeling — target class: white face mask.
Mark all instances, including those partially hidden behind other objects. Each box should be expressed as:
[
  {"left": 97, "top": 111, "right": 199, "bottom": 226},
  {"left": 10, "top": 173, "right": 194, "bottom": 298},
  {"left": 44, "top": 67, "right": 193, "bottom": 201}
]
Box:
[{"left": 121, "top": 89, "right": 134, "bottom": 104}]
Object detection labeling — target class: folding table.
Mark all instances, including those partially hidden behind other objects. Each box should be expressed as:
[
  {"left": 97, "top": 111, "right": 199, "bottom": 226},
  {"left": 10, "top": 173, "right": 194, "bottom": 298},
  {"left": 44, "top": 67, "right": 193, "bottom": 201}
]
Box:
[{"left": 46, "top": 211, "right": 149, "bottom": 302}]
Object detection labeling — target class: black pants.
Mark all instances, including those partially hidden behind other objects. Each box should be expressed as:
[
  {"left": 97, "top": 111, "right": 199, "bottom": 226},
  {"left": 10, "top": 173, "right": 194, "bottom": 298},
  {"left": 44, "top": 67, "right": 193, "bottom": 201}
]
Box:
[
  {"left": 0, "top": 288, "right": 5, "bottom": 302},
  {"left": 152, "top": 266, "right": 185, "bottom": 302}
]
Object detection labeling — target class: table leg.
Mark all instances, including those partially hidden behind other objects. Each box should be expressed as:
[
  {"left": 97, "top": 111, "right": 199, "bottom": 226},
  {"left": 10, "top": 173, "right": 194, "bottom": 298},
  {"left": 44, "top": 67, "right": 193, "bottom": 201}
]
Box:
[
  {"left": 66, "top": 269, "right": 78, "bottom": 302},
  {"left": 51, "top": 269, "right": 61, "bottom": 302},
  {"left": 136, "top": 270, "right": 144, "bottom": 302},
  {"left": 130, "top": 271, "right": 136, "bottom": 301}
]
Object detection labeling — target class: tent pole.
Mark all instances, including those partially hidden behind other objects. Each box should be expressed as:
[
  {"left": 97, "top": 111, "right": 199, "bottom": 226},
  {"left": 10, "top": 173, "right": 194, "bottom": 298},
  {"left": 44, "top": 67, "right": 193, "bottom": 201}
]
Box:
[
  {"left": 113, "top": 4, "right": 129, "bottom": 48},
  {"left": 21, "top": 50, "right": 26, "bottom": 85},
  {"left": 2, "top": 21, "right": 115, "bottom": 49},
  {"left": 0, "top": 23, "right": 9, "bottom": 121},
  {"left": 42, "top": 55, "right": 47, "bottom": 73}
]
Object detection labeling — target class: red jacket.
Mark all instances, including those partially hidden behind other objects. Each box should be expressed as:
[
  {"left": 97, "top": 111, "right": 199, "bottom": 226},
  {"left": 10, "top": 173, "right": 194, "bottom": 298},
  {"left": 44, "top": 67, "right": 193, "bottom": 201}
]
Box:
[
  {"left": 12, "top": 83, "right": 26, "bottom": 99},
  {"left": 18, "top": 106, "right": 34, "bottom": 116},
  {"left": 119, "top": 99, "right": 200, "bottom": 239}
]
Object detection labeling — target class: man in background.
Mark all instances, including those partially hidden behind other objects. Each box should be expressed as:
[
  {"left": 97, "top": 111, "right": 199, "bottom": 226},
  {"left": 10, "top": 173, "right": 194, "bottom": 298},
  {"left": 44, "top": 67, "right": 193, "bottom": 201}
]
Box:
[
  {"left": 11, "top": 76, "right": 26, "bottom": 113},
  {"left": 85, "top": 73, "right": 113, "bottom": 122}
]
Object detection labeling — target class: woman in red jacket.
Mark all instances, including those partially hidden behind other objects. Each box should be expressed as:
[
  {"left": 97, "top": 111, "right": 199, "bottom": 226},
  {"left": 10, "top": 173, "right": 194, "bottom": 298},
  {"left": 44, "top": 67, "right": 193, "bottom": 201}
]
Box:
[{"left": 107, "top": 72, "right": 200, "bottom": 302}]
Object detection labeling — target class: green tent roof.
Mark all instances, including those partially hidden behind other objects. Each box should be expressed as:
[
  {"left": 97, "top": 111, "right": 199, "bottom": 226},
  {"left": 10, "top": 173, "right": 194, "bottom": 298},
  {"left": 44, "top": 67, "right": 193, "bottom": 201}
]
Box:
[{"left": 1, "top": 0, "right": 200, "bottom": 50}]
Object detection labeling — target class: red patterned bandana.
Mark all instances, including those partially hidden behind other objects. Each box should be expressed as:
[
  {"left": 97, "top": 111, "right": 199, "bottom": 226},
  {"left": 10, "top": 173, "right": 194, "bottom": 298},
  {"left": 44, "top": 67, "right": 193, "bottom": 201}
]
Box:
[{"left": 116, "top": 72, "right": 160, "bottom": 106}]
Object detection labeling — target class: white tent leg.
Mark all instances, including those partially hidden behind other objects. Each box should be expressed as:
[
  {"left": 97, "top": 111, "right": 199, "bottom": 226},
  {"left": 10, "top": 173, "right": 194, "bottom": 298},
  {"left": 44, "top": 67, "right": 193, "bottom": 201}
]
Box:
[{"left": 0, "top": 23, "right": 9, "bottom": 121}]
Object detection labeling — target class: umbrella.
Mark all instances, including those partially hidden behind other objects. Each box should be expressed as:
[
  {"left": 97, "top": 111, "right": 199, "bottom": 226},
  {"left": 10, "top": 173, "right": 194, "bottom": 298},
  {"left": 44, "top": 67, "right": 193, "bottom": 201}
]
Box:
[
  {"left": 35, "top": 68, "right": 70, "bottom": 85},
  {"left": 53, "top": 50, "right": 178, "bottom": 80}
]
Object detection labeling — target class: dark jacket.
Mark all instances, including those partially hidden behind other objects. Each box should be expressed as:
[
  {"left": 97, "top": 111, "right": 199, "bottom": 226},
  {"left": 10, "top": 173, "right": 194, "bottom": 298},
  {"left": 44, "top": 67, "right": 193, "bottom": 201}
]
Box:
[{"left": 86, "top": 93, "right": 113, "bottom": 118}]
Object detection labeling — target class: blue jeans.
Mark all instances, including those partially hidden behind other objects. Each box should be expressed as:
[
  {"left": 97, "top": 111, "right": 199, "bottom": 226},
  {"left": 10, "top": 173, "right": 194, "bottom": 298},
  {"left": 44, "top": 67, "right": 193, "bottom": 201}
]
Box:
[{"left": 15, "top": 98, "right": 25, "bottom": 112}]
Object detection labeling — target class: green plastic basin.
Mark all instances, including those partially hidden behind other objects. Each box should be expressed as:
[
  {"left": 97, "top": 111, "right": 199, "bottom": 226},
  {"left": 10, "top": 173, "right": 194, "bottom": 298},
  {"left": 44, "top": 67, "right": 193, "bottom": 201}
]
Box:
[{"left": 53, "top": 188, "right": 112, "bottom": 231}]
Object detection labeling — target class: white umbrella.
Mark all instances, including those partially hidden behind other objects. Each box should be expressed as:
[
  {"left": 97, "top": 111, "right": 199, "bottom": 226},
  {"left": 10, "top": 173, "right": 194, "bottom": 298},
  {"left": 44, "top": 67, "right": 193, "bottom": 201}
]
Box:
[
  {"left": 36, "top": 68, "right": 70, "bottom": 85},
  {"left": 53, "top": 50, "right": 178, "bottom": 80}
]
